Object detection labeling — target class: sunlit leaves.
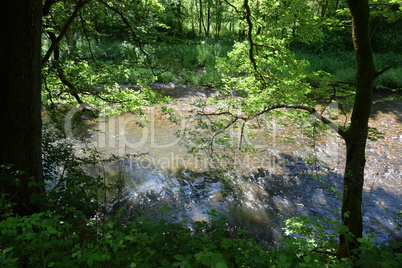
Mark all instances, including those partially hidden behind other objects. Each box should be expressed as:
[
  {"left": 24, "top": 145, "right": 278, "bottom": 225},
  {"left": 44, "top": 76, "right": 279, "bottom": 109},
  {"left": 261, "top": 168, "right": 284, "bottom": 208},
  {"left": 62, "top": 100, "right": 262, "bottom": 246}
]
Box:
[
  {"left": 370, "top": 0, "right": 402, "bottom": 23},
  {"left": 178, "top": 0, "right": 352, "bottom": 175},
  {"left": 217, "top": 36, "right": 314, "bottom": 110},
  {"left": 42, "top": 0, "right": 170, "bottom": 113},
  {"left": 84, "top": 85, "right": 170, "bottom": 116}
]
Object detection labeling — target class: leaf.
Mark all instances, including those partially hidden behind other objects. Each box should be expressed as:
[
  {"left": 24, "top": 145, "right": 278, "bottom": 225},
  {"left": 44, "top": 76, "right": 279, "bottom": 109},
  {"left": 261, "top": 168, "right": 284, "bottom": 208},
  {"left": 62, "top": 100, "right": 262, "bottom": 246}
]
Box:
[
  {"left": 173, "top": 254, "right": 184, "bottom": 261},
  {"left": 215, "top": 262, "right": 228, "bottom": 268},
  {"left": 303, "top": 256, "right": 311, "bottom": 263},
  {"left": 275, "top": 254, "right": 291, "bottom": 267},
  {"left": 2, "top": 247, "right": 14, "bottom": 254},
  {"left": 279, "top": 254, "right": 287, "bottom": 263}
]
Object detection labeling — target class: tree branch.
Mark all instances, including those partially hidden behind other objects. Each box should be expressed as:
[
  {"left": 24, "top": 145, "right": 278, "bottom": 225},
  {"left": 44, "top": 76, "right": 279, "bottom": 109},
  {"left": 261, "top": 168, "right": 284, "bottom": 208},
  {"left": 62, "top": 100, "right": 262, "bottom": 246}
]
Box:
[
  {"left": 96, "top": 0, "right": 158, "bottom": 76},
  {"left": 198, "top": 104, "right": 346, "bottom": 139},
  {"left": 375, "top": 65, "right": 391, "bottom": 78},
  {"left": 42, "top": 0, "right": 60, "bottom": 16},
  {"left": 42, "top": 0, "right": 89, "bottom": 67},
  {"left": 79, "top": 14, "right": 98, "bottom": 67},
  {"left": 223, "top": 0, "right": 243, "bottom": 16},
  {"left": 251, "top": 104, "right": 345, "bottom": 137},
  {"left": 243, "top": 0, "right": 257, "bottom": 72}
]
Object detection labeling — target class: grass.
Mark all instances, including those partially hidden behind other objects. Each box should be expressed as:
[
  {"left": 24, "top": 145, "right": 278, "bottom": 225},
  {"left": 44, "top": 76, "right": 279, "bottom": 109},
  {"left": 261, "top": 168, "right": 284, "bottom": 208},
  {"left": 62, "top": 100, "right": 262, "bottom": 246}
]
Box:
[
  {"left": 373, "top": 53, "right": 402, "bottom": 90},
  {"left": 76, "top": 38, "right": 233, "bottom": 87},
  {"left": 147, "top": 40, "right": 233, "bottom": 86},
  {"left": 65, "top": 36, "right": 402, "bottom": 90},
  {"left": 297, "top": 51, "right": 402, "bottom": 90}
]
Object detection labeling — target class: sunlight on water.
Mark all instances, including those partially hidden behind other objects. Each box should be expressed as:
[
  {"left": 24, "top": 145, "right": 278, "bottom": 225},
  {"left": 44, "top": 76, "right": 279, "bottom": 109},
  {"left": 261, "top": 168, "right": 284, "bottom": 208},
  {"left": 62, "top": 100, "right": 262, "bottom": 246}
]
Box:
[{"left": 65, "top": 86, "right": 401, "bottom": 247}]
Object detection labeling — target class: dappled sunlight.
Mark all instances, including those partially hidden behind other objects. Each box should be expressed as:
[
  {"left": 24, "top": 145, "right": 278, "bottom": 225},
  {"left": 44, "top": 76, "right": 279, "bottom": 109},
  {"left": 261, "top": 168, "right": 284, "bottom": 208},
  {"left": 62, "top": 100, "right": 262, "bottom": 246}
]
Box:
[{"left": 65, "top": 85, "right": 400, "bottom": 249}]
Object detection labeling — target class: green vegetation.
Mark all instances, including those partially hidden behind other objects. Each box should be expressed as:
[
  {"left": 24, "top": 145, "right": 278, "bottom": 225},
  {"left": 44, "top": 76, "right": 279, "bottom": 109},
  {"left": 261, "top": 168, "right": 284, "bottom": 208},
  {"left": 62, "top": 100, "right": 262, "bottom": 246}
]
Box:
[
  {"left": 39, "top": 0, "right": 402, "bottom": 112},
  {"left": 296, "top": 52, "right": 402, "bottom": 90},
  {"left": 1, "top": 194, "right": 401, "bottom": 267},
  {"left": 1, "top": 0, "right": 402, "bottom": 266}
]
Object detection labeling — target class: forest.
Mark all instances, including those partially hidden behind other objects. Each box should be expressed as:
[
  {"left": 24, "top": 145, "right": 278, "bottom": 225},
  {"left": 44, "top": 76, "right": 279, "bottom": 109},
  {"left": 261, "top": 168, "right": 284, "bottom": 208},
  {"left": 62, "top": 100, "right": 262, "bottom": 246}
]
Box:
[{"left": 1, "top": 0, "right": 402, "bottom": 266}]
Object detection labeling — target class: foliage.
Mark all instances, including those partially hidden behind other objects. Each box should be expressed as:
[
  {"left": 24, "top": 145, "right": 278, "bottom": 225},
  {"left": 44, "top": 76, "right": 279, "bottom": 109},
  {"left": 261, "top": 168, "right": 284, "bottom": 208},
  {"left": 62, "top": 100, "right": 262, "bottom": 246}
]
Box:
[
  {"left": 270, "top": 215, "right": 402, "bottom": 267},
  {"left": 176, "top": 36, "right": 347, "bottom": 175},
  {"left": 298, "top": 52, "right": 402, "bottom": 91},
  {"left": 40, "top": 0, "right": 401, "bottom": 110},
  {"left": 144, "top": 40, "right": 233, "bottom": 86},
  {"left": 42, "top": 0, "right": 169, "bottom": 111},
  {"left": 0, "top": 204, "right": 268, "bottom": 267},
  {"left": 42, "top": 114, "right": 106, "bottom": 220},
  {"left": 1, "top": 200, "right": 401, "bottom": 267},
  {"left": 42, "top": 57, "right": 170, "bottom": 114},
  {"left": 172, "top": 0, "right": 401, "bottom": 261}
]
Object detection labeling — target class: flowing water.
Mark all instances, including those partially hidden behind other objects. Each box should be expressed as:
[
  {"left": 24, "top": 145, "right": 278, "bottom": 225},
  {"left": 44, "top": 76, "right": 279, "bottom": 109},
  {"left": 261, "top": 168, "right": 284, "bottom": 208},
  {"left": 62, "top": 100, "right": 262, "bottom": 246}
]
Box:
[{"left": 72, "top": 85, "right": 401, "bottom": 247}]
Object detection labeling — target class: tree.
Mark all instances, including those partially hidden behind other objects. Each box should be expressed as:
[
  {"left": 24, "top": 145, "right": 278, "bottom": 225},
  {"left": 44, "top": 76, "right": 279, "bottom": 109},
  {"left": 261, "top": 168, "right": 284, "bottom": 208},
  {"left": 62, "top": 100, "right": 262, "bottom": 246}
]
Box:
[
  {"left": 337, "top": 0, "right": 390, "bottom": 258},
  {"left": 179, "top": 0, "right": 391, "bottom": 260},
  {"left": 41, "top": 0, "right": 169, "bottom": 111},
  {"left": 0, "top": 0, "right": 167, "bottom": 215},
  {"left": 0, "top": 0, "right": 44, "bottom": 215}
]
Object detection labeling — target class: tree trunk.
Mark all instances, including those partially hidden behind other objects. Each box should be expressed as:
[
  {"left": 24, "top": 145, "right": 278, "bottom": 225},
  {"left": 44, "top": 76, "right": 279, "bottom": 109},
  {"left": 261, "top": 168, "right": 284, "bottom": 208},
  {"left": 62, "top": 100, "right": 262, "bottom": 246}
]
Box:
[
  {"left": 0, "top": 0, "right": 44, "bottom": 215},
  {"left": 199, "top": 0, "right": 203, "bottom": 37},
  {"left": 207, "top": 4, "right": 211, "bottom": 37},
  {"left": 337, "top": 0, "right": 377, "bottom": 259}
]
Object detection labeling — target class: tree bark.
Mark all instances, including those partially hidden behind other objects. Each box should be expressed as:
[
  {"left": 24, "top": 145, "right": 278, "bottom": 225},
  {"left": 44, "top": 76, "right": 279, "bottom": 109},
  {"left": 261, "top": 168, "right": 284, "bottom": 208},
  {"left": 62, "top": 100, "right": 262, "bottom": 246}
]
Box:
[
  {"left": 198, "top": 0, "right": 203, "bottom": 37},
  {"left": 0, "top": 0, "right": 44, "bottom": 215},
  {"left": 337, "top": 0, "right": 377, "bottom": 259}
]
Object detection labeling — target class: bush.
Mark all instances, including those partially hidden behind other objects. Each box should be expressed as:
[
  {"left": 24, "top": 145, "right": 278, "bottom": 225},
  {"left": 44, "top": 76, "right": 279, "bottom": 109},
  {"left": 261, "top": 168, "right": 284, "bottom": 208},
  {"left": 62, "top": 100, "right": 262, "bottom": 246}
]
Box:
[
  {"left": 2, "top": 204, "right": 401, "bottom": 267},
  {"left": 0, "top": 208, "right": 272, "bottom": 267}
]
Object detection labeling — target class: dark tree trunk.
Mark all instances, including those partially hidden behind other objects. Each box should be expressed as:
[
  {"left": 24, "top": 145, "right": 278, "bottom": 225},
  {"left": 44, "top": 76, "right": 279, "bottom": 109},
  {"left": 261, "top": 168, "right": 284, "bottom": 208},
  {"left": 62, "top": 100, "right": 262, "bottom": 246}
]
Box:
[
  {"left": 337, "top": 0, "right": 377, "bottom": 259},
  {"left": 198, "top": 0, "right": 203, "bottom": 37},
  {"left": 207, "top": 4, "right": 211, "bottom": 37},
  {"left": 0, "top": 0, "right": 44, "bottom": 215}
]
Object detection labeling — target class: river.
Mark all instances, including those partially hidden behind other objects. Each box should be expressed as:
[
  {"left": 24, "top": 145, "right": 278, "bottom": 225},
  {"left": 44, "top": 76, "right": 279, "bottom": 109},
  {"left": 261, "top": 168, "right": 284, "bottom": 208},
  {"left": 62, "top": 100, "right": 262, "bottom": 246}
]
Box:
[{"left": 69, "top": 85, "right": 401, "bottom": 248}]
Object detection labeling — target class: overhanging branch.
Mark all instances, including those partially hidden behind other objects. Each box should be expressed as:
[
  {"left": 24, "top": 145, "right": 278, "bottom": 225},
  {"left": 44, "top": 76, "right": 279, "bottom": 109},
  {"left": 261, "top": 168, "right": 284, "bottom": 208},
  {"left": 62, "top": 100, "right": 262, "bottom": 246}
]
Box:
[
  {"left": 198, "top": 104, "right": 346, "bottom": 139},
  {"left": 251, "top": 104, "right": 346, "bottom": 138},
  {"left": 42, "top": 0, "right": 89, "bottom": 67}
]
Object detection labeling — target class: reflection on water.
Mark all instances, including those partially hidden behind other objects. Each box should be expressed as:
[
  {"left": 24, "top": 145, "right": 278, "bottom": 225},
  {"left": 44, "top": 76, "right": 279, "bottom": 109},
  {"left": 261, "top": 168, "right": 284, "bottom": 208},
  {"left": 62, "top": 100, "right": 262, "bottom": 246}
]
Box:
[{"left": 81, "top": 86, "right": 401, "bottom": 247}]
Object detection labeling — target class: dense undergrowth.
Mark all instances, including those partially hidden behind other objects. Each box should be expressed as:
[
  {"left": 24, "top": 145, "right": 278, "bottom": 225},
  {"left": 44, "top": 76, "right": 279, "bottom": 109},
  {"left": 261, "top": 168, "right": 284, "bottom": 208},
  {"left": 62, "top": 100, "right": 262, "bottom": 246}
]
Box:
[{"left": 1, "top": 206, "right": 400, "bottom": 267}]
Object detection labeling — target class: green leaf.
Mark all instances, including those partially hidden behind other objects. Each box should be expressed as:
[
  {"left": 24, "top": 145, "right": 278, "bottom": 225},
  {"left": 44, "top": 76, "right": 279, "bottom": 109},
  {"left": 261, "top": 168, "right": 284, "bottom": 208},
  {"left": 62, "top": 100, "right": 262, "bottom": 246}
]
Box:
[
  {"left": 279, "top": 254, "right": 287, "bottom": 263},
  {"left": 303, "top": 256, "right": 311, "bottom": 263},
  {"left": 215, "top": 262, "right": 228, "bottom": 268}
]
